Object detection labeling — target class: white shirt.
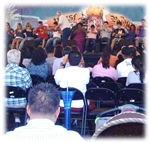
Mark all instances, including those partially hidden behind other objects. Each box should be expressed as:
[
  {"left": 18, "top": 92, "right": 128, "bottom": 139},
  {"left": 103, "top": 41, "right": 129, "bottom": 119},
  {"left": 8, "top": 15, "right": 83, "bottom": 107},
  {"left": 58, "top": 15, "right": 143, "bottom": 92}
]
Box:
[
  {"left": 54, "top": 66, "right": 90, "bottom": 108},
  {"left": 53, "top": 31, "right": 61, "bottom": 38},
  {"left": 58, "top": 15, "right": 71, "bottom": 30},
  {"left": 117, "top": 58, "right": 135, "bottom": 78},
  {"left": 22, "top": 58, "right": 31, "bottom": 68},
  {"left": 3, "top": 119, "right": 84, "bottom": 143}
]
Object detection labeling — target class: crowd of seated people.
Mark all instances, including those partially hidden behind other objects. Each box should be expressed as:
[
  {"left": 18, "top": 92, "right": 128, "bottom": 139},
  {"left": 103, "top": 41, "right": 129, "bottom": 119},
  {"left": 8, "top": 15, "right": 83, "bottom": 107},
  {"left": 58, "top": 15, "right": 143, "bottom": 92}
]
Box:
[{"left": 4, "top": 13, "right": 147, "bottom": 139}]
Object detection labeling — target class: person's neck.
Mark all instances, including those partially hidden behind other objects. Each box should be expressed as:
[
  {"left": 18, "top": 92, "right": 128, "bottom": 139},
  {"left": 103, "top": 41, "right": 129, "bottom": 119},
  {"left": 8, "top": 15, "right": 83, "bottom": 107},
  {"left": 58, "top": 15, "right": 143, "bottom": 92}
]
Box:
[{"left": 47, "top": 53, "right": 54, "bottom": 58}]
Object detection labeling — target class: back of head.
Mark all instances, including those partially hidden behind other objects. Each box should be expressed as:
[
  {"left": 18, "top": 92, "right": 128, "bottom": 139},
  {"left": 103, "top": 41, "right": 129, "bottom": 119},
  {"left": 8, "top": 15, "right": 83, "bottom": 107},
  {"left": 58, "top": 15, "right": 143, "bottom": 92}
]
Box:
[
  {"left": 31, "top": 47, "right": 47, "bottom": 65},
  {"left": 68, "top": 51, "right": 81, "bottom": 66},
  {"left": 54, "top": 45, "right": 63, "bottom": 58},
  {"left": 45, "top": 45, "right": 54, "bottom": 54},
  {"left": 71, "top": 45, "right": 80, "bottom": 52},
  {"left": 7, "top": 49, "right": 21, "bottom": 64},
  {"left": 101, "top": 50, "right": 110, "bottom": 68},
  {"left": 121, "top": 46, "right": 131, "bottom": 57},
  {"left": 28, "top": 83, "right": 60, "bottom": 115},
  {"left": 63, "top": 46, "right": 71, "bottom": 56}
]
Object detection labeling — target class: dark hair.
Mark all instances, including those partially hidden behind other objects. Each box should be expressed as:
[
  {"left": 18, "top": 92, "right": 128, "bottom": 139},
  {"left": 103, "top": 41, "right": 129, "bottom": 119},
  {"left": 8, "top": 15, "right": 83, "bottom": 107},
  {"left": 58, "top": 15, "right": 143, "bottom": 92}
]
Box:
[
  {"left": 63, "top": 46, "right": 71, "bottom": 56},
  {"left": 130, "top": 24, "right": 136, "bottom": 30},
  {"left": 54, "top": 45, "right": 63, "bottom": 58},
  {"left": 53, "top": 21, "right": 58, "bottom": 25},
  {"left": 102, "top": 51, "right": 110, "bottom": 68},
  {"left": 131, "top": 55, "right": 145, "bottom": 83},
  {"left": 103, "top": 21, "right": 108, "bottom": 24},
  {"left": 130, "top": 46, "right": 136, "bottom": 58},
  {"left": 28, "top": 83, "right": 60, "bottom": 115},
  {"left": 77, "top": 22, "right": 83, "bottom": 27},
  {"left": 45, "top": 45, "right": 54, "bottom": 54},
  {"left": 117, "top": 21, "right": 122, "bottom": 25},
  {"left": 68, "top": 51, "right": 81, "bottom": 66},
  {"left": 91, "top": 24, "right": 95, "bottom": 28},
  {"left": 38, "top": 21, "right": 43, "bottom": 24},
  {"left": 71, "top": 45, "right": 80, "bottom": 52},
  {"left": 31, "top": 47, "right": 47, "bottom": 65}
]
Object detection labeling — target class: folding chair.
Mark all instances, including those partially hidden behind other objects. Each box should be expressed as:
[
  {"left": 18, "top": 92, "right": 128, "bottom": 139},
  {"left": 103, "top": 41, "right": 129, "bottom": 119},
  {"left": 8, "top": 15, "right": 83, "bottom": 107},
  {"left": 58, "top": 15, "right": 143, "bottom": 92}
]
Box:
[
  {"left": 99, "top": 82, "right": 125, "bottom": 95},
  {"left": 4, "top": 86, "right": 28, "bottom": 131},
  {"left": 117, "top": 77, "right": 127, "bottom": 87},
  {"left": 116, "top": 88, "right": 145, "bottom": 108},
  {"left": 57, "top": 87, "right": 86, "bottom": 136},
  {"left": 84, "top": 87, "right": 117, "bottom": 136},
  {"left": 92, "top": 76, "right": 115, "bottom": 87},
  {"left": 127, "top": 83, "right": 145, "bottom": 91}
]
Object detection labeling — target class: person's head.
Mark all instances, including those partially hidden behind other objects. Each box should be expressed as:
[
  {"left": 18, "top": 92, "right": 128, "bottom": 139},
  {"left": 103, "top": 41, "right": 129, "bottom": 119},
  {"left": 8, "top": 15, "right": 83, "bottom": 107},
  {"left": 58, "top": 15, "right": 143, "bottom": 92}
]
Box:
[
  {"left": 6, "top": 22, "right": 10, "bottom": 30},
  {"left": 26, "top": 22, "right": 32, "bottom": 29},
  {"left": 103, "top": 21, "right": 109, "bottom": 28},
  {"left": 90, "top": 24, "right": 95, "bottom": 30},
  {"left": 117, "top": 21, "right": 122, "bottom": 28},
  {"left": 27, "top": 83, "right": 60, "bottom": 122},
  {"left": 31, "top": 47, "right": 47, "bottom": 65},
  {"left": 71, "top": 45, "right": 80, "bottom": 52},
  {"left": 68, "top": 51, "right": 81, "bottom": 66},
  {"left": 53, "top": 21, "right": 58, "bottom": 26},
  {"left": 130, "top": 24, "right": 136, "bottom": 31},
  {"left": 141, "top": 19, "right": 146, "bottom": 26},
  {"left": 121, "top": 46, "right": 131, "bottom": 59},
  {"left": 101, "top": 50, "right": 110, "bottom": 69},
  {"left": 63, "top": 46, "right": 71, "bottom": 56},
  {"left": 77, "top": 22, "right": 83, "bottom": 29},
  {"left": 56, "top": 11, "right": 62, "bottom": 17},
  {"left": 129, "top": 45, "right": 136, "bottom": 58},
  {"left": 54, "top": 45, "right": 63, "bottom": 58},
  {"left": 131, "top": 55, "right": 144, "bottom": 83},
  {"left": 38, "top": 21, "right": 43, "bottom": 28},
  {"left": 17, "top": 23, "right": 22, "bottom": 30},
  {"left": 45, "top": 45, "right": 54, "bottom": 54},
  {"left": 7, "top": 49, "right": 21, "bottom": 64}
]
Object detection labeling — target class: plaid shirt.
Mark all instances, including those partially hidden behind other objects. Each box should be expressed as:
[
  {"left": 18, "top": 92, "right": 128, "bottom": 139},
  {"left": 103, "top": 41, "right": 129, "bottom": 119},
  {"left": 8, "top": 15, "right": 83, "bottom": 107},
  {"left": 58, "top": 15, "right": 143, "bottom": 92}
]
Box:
[{"left": 5, "top": 63, "right": 32, "bottom": 91}]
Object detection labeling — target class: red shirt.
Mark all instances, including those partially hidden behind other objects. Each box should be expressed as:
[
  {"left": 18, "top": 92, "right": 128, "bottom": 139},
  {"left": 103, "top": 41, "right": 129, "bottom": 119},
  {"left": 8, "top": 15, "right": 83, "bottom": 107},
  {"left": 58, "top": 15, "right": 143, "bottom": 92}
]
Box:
[{"left": 35, "top": 26, "right": 48, "bottom": 39}]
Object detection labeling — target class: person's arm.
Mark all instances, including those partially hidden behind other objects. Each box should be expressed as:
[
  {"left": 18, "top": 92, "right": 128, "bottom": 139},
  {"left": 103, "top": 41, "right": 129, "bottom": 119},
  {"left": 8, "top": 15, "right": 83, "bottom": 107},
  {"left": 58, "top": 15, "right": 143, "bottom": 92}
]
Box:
[{"left": 59, "top": 55, "right": 68, "bottom": 69}]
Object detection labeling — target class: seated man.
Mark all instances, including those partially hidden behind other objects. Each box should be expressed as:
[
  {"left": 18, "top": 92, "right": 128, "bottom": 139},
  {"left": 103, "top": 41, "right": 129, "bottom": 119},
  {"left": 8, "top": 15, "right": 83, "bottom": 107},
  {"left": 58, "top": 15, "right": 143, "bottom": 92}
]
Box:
[
  {"left": 110, "top": 21, "right": 125, "bottom": 51},
  {"left": 5, "top": 49, "right": 32, "bottom": 125},
  {"left": 34, "top": 21, "right": 49, "bottom": 48},
  {"left": 54, "top": 51, "right": 90, "bottom": 108},
  {"left": 45, "top": 21, "right": 62, "bottom": 48},
  {"left": 3, "top": 83, "right": 84, "bottom": 142}
]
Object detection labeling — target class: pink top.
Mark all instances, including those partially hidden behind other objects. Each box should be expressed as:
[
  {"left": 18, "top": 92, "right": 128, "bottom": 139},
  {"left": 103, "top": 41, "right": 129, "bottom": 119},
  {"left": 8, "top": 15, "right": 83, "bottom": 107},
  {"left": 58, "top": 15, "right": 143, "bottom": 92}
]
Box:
[
  {"left": 87, "top": 29, "right": 97, "bottom": 39},
  {"left": 92, "top": 63, "right": 118, "bottom": 81}
]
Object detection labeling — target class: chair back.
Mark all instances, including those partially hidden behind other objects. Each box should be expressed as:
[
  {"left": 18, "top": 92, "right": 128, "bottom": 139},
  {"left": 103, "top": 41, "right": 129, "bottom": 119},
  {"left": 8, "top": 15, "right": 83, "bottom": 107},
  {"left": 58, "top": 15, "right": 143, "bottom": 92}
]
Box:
[
  {"left": 116, "top": 88, "right": 145, "bottom": 107},
  {"left": 99, "top": 82, "right": 125, "bottom": 94},
  {"left": 92, "top": 76, "right": 115, "bottom": 87},
  {"left": 127, "top": 83, "right": 145, "bottom": 91},
  {"left": 117, "top": 77, "right": 127, "bottom": 87}
]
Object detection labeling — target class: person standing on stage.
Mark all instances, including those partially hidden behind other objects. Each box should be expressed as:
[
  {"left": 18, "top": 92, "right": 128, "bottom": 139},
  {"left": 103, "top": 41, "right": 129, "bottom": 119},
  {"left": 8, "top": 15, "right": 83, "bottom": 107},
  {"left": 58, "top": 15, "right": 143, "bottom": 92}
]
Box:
[{"left": 55, "top": 11, "right": 71, "bottom": 45}]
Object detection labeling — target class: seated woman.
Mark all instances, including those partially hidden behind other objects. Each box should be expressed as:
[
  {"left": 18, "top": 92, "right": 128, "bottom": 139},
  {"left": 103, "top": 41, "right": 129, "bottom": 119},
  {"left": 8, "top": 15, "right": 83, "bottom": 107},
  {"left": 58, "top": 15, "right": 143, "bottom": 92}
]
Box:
[
  {"left": 92, "top": 50, "right": 118, "bottom": 81},
  {"left": 27, "top": 47, "right": 50, "bottom": 80},
  {"left": 126, "top": 55, "right": 147, "bottom": 86},
  {"left": 11, "top": 23, "right": 24, "bottom": 50}
]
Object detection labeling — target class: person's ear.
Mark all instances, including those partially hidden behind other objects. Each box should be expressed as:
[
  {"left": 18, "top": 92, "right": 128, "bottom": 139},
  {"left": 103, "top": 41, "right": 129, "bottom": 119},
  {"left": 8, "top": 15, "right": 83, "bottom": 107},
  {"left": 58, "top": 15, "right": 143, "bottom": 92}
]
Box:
[
  {"left": 26, "top": 105, "right": 31, "bottom": 117},
  {"left": 55, "top": 106, "right": 60, "bottom": 119}
]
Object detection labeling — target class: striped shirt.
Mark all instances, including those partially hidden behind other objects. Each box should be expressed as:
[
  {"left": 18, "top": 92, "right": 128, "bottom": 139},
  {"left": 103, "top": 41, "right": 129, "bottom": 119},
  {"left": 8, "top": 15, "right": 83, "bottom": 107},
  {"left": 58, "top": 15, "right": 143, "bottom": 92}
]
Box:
[
  {"left": 3, "top": 119, "right": 85, "bottom": 142},
  {"left": 5, "top": 63, "right": 32, "bottom": 91}
]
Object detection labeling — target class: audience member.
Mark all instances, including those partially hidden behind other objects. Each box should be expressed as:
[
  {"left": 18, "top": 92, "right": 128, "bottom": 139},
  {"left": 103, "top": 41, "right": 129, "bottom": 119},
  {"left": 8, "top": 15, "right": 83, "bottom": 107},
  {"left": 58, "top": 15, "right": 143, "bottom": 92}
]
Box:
[
  {"left": 55, "top": 11, "right": 71, "bottom": 44},
  {"left": 3, "top": 83, "right": 84, "bottom": 142},
  {"left": 11, "top": 23, "right": 24, "bottom": 50},
  {"left": 5, "top": 22, "right": 14, "bottom": 51},
  {"left": 52, "top": 46, "right": 71, "bottom": 75},
  {"left": 110, "top": 21, "right": 125, "bottom": 51},
  {"left": 45, "top": 21, "right": 62, "bottom": 48},
  {"left": 27, "top": 47, "right": 50, "bottom": 80},
  {"left": 116, "top": 46, "right": 134, "bottom": 78},
  {"left": 135, "top": 19, "right": 146, "bottom": 49},
  {"left": 126, "top": 24, "right": 137, "bottom": 42},
  {"left": 34, "top": 21, "right": 49, "bottom": 48},
  {"left": 126, "top": 55, "right": 147, "bottom": 86},
  {"left": 84, "top": 24, "right": 98, "bottom": 53},
  {"left": 45, "top": 45, "right": 57, "bottom": 74},
  {"left": 73, "top": 22, "right": 86, "bottom": 53},
  {"left": 92, "top": 50, "right": 118, "bottom": 81},
  {"left": 54, "top": 51, "right": 90, "bottom": 108}
]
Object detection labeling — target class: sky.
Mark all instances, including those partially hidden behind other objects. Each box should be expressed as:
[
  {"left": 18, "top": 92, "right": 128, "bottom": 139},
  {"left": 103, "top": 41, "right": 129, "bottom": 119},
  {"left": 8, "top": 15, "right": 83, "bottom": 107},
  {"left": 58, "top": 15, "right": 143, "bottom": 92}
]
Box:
[{"left": 1, "top": 0, "right": 149, "bottom": 142}]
